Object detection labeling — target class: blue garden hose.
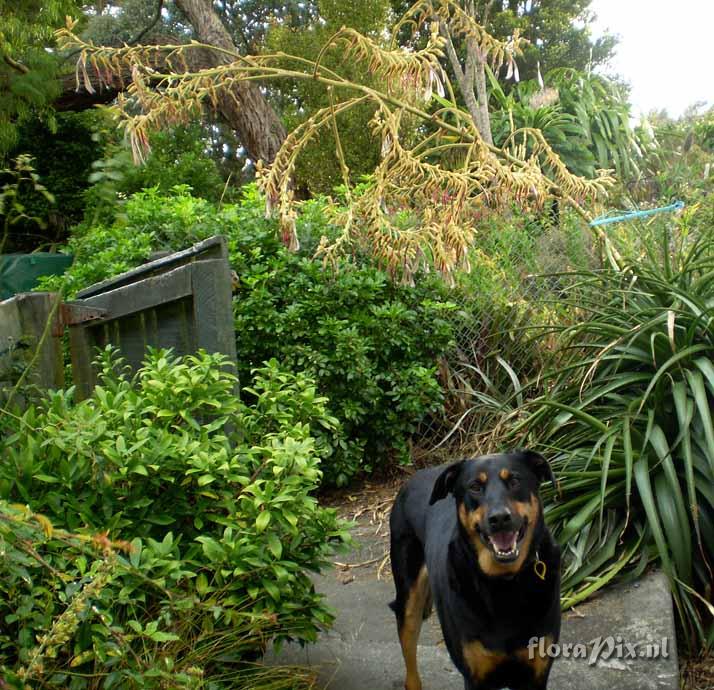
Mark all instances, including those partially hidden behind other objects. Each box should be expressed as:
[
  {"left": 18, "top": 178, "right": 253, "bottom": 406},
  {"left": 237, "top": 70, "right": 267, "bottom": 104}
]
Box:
[{"left": 589, "top": 200, "right": 685, "bottom": 227}]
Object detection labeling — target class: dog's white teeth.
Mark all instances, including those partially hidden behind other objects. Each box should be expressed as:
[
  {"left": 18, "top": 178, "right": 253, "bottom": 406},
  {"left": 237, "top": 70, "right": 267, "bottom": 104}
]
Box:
[{"left": 489, "top": 533, "right": 518, "bottom": 555}]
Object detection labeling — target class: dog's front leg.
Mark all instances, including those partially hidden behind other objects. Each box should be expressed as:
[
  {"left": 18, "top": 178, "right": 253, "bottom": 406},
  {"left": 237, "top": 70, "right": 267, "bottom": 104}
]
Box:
[
  {"left": 462, "top": 677, "right": 482, "bottom": 690},
  {"left": 395, "top": 566, "right": 431, "bottom": 690},
  {"left": 399, "top": 625, "right": 422, "bottom": 690}
]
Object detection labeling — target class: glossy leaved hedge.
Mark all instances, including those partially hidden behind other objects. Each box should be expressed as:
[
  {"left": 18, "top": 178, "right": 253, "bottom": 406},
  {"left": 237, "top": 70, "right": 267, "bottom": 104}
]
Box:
[{"left": 0, "top": 349, "right": 348, "bottom": 688}]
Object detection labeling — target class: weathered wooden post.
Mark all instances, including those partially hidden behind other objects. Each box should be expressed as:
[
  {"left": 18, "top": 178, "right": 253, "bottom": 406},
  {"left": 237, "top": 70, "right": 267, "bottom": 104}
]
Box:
[{"left": 0, "top": 292, "right": 64, "bottom": 404}]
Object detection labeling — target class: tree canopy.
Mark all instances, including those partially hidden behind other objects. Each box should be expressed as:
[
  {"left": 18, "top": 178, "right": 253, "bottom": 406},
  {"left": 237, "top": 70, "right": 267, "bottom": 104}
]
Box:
[
  {"left": 0, "top": 0, "right": 84, "bottom": 152},
  {"left": 391, "top": 0, "right": 616, "bottom": 80},
  {"left": 2, "top": 0, "right": 627, "bottom": 262},
  {"left": 267, "top": 0, "right": 393, "bottom": 194}
]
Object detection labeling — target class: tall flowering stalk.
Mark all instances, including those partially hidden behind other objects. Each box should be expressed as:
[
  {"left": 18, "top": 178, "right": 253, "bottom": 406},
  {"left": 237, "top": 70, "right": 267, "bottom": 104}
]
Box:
[{"left": 56, "top": 1, "right": 614, "bottom": 282}]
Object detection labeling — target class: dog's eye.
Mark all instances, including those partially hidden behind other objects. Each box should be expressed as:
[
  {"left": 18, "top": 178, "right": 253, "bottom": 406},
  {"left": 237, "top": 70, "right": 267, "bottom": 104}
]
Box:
[
  {"left": 469, "top": 483, "right": 484, "bottom": 495},
  {"left": 508, "top": 476, "right": 520, "bottom": 489}
]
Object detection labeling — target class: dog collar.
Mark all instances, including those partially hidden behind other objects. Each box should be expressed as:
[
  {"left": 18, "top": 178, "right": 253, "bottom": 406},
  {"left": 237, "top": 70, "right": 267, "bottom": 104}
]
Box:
[{"left": 533, "top": 551, "right": 547, "bottom": 581}]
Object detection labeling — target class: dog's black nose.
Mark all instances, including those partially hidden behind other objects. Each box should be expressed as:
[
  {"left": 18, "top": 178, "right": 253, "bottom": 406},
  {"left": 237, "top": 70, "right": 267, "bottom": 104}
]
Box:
[{"left": 487, "top": 509, "right": 513, "bottom": 531}]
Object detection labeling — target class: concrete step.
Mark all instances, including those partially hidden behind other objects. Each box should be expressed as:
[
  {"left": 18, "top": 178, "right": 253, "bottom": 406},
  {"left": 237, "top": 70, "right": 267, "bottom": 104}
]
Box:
[{"left": 268, "top": 526, "right": 679, "bottom": 690}]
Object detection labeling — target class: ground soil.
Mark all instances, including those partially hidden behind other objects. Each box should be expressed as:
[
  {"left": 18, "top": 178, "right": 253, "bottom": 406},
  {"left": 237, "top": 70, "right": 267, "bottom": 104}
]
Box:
[{"left": 680, "top": 653, "right": 714, "bottom": 690}]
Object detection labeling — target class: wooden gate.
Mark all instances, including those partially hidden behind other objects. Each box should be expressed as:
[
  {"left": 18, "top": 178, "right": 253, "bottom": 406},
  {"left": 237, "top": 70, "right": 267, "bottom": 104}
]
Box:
[
  {"left": 68, "top": 236, "right": 237, "bottom": 399},
  {"left": 0, "top": 236, "right": 237, "bottom": 404}
]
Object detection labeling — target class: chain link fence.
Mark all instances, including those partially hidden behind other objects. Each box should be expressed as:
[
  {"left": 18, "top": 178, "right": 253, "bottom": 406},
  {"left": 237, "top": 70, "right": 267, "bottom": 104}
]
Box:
[{"left": 414, "top": 215, "right": 600, "bottom": 458}]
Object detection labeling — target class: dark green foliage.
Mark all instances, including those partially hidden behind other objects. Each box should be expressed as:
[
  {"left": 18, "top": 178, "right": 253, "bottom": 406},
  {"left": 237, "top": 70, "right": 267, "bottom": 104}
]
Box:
[
  {"left": 210, "top": 0, "right": 319, "bottom": 53},
  {"left": 82, "top": 0, "right": 180, "bottom": 46},
  {"left": 4, "top": 112, "right": 100, "bottom": 251},
  {"left": 84, "top": 121, "right": 234, "bottom": 225},
  {"left": 79, "top": 0, "right": 322, "bottom": 183},
  {"left": 494, "top": 0, "right": 616, "bottom": 82},
  {"left": 0, "top": 155, "right": 56, "bottom": 255},
  {"left": 0, "top": 504, "right": 126, "bottom": 689},
  {"left": 0, "top": 348, "right": 346, "bottom": 687},
  {"left": 2, "top": 115, "right": 227, "bottom": 254},
  {"left": 0, "top": 0, "right": 84, "bottom": 154},
  {"left": 117, "top": 125, "right": 231, "bottom": 202},
  {"left": 548, "top": 69, "right": 647, "bottom": 182},
  {"left": 39, "top": 185, "right": 458, "bottom": 485},
  {"left": 267, "top": 0, "right": 391, "bottom": 194},
  {"left": 228, "top": 196, "right": 457, "bottom": 484}
]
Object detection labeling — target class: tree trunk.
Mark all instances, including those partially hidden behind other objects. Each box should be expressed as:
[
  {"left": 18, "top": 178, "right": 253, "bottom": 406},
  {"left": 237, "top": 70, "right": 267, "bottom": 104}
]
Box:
[
  {"left": 472, "top": 50, "right": 493, "bottom": 146},
  {"left": 473, "top": 0, "right": 494, "bottom": 145},
  {"left": 174, "top": 0, "right": 286, "bottom": 166},
  {"left": 441, "top": 23, "right": 493, "bottom": 145}
]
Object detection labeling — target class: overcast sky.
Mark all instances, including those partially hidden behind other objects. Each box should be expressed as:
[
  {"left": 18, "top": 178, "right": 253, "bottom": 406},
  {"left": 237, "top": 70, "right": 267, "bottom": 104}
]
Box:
[{"left": 589, "top": 0, "right": 714, "bottom": 118}]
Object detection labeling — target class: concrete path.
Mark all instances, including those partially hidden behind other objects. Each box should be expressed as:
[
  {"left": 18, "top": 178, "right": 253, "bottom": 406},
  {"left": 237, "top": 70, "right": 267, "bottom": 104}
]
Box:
[{"left": 268, "top": 524, "right": 679, "bottom": 690}]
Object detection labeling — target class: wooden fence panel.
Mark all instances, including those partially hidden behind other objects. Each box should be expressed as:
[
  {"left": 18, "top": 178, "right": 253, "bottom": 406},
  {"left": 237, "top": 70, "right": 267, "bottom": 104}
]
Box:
[
  {"left": 0, "top": 237, "right": 236, "bottom": 403},
  {"left": 68, "top": 236, "right": 237, "bottom": 399}
]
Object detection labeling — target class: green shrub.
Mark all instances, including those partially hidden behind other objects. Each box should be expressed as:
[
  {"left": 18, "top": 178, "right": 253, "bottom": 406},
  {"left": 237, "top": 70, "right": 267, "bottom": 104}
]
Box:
[
  {"left": 0, "top": 348, "right": 348, "bottom": 687},
  {"left": 0, "top": 503, "right": 128, "bottom": 689},
  {"left": 40, "top": 184, "right": 459, "bottom": 485},
  {"left": 227, "top": 198, "right": 457, "bottom": 484},
  {"left": 503, "top": 208, "right": 714, "bottom": 649},
  {"left": 83, "top": 122, "right": 232, "bottom": 224},
  {"left": 39, "top": 188, "right": 217, "bottom": 296}
]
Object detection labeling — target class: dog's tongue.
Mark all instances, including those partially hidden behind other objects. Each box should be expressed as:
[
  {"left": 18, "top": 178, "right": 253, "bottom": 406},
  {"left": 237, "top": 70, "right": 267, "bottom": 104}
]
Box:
[{"left": 490, "top": 531, "right": 517, "bottom": 552}]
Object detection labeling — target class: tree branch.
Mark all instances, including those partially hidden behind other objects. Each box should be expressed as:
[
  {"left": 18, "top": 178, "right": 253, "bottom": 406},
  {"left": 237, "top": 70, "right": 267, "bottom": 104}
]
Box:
[
  {"left": 127, "top": 0, "right": 164, "bottom": 46},
  {"left": 3, "top": 54, "right": 30, "bottom": 75},
  {"left": 54, "top": 34, "right": 206, "bottom": 111},
  {"left": 481, "top": 0, "right": 496, "bottom": 28},
  {"left": 440, "top": 23, "right": 466, "bottom": 86}
]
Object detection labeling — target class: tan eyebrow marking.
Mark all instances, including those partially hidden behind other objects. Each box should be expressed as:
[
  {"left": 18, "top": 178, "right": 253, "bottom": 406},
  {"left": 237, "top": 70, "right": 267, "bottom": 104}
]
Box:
[
  {"left": 478, "top": 472, "right": 488, "bottom": 484},
  {"left": 499, "top": 468, "right": 511, "bottom": 481}
]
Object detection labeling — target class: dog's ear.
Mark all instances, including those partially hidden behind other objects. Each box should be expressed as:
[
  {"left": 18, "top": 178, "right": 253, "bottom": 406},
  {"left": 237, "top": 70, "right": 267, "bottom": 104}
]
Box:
[
  {"left": 519, "top": 449, "right": 557, "bottom": 492},
  {"left": 429, "top": 461, "right": 464, "bottom": 505}
]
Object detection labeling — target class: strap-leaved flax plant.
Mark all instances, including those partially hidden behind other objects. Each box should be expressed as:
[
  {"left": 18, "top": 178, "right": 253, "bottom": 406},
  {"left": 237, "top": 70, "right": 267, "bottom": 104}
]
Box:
[
  {"left": 503, "top": 209, "right": 714, "bottom": 649},
  {"left": 55, "top": 0, "right": 614, "bottom": 285}
]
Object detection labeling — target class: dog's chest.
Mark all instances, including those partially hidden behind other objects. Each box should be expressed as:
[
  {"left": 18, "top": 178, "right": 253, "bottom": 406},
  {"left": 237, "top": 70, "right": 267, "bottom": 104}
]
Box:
[
  {"left": 432, "top": 582, "right": 554, "bottom": 689},
  {"left": 435, "top": 580, "right": 541, "bottom": 648}
]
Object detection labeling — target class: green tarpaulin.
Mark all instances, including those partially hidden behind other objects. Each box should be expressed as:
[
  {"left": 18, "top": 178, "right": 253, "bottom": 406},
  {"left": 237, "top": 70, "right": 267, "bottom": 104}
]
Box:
[{"left": 0, "top": 254, "right": 73, "bottom": 301}]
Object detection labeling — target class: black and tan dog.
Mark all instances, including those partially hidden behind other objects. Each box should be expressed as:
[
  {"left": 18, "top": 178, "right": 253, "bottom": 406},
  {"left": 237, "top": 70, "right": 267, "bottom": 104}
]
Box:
[{"left": 389, "top": 450, "right": 560, "bottom": 690}]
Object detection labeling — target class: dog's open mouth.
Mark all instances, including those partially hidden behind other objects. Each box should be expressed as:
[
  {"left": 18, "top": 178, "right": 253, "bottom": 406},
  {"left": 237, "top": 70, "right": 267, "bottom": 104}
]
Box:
[{"left": 486, "top": 523, "right": 527, "bottom": 562}]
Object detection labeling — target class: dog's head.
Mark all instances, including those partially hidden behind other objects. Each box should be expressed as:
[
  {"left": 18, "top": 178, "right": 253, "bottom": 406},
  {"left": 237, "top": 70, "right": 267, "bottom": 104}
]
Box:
[{"left": 429, "top": 450, "right": 555, "bottom": 577}]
